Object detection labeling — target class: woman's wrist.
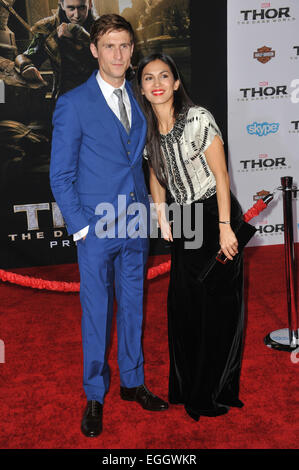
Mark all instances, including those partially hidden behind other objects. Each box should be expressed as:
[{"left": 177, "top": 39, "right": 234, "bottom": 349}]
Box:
[{"left": 219, "top": 222, "right": 232, "bottom": 231}]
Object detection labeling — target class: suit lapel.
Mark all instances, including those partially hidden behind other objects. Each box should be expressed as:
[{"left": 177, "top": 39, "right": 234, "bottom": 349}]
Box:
[
  {"left": 86, "top": 72, "right": 124, "bottom": 141},
  {"left": 86, "top": 73, "right": 147, "bottom": 164},
  {"left": 126, "top": 83, "right": 147, "bottom": 164}
]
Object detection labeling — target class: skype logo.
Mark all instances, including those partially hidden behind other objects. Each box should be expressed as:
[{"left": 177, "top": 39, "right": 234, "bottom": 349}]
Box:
[{"left": 247, "top": 121, "right": 280, "bottom": 137}]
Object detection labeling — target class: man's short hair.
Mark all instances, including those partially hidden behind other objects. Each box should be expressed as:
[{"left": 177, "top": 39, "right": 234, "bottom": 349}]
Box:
[{"left": 90, "top": 14, "right": 134, "bottom": 45}]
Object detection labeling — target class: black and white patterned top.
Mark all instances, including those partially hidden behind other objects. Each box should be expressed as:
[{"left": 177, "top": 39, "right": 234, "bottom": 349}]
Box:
[{"left": 145, "top": 106, "right": 223, "bottom": 205}]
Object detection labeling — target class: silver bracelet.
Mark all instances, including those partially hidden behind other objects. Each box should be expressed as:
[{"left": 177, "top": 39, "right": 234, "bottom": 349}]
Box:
[{"left": 219, "top": 220, "right": 230, "bottom": 224}]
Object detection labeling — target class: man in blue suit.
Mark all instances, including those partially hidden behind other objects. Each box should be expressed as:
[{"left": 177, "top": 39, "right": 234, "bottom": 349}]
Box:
[{"left": 50, "top": 14, "right": 168, "bottom": 438}]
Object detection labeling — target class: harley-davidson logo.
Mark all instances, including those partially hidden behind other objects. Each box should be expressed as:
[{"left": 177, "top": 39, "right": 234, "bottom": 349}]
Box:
[
  {"left": 253, "top": 190, "right": 270, "bottom": 201},
  {"left": 254, "top": 46, "right": 276, "bottom": 63}
]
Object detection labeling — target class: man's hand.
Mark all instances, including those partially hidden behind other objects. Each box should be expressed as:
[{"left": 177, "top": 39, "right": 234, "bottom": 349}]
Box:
[
  {"left": 22, "top": 66, "right": 47, "bottom": 85},
  {"left": 57, "top": 23, "right": 73, "bottom": 39}
]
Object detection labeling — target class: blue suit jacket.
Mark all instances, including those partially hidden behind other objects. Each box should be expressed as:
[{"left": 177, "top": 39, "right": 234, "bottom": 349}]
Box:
[{"left": 50, "top": 71, "right": 149, "bottom": 236}]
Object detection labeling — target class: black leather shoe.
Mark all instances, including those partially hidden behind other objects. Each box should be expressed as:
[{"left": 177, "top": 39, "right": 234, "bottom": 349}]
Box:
[
  {"left": 120, "top": 384, "right": 169, "bottom": 411},
  {"left": 81, "top": 400, "right": 103, "bottom": 437}
]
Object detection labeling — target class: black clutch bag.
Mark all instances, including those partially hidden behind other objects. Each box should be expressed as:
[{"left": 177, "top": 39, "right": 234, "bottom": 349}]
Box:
[{"left": 197, "top": 219, "right": 257, "bottom": 283}]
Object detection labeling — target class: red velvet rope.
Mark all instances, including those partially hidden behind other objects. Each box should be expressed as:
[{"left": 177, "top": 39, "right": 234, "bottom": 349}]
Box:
[
  {"left": 0, "top": 269, "right": 80, "bottom": 292},
  {"left": 243, "top": 199, "right": 267, "bottom": 223},
  {"left": 0, "top": 197, "right": 270, "bottom": 292},
  {"left": 0, "top": 261, "right": 172, "bottom": 292}
]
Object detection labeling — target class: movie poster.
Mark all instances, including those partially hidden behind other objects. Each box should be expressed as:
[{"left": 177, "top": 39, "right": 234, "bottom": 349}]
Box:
[{"left": 0, "top": 0, "right": 190, "bottom": 268}]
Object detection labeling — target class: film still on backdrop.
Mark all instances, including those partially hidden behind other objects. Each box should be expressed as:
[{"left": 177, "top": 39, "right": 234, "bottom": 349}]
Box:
[{"left": 0, "top": 0, "right": 190, "bottom": 269}]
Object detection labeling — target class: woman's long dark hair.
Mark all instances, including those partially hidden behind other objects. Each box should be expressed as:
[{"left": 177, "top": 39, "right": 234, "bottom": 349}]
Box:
[{"left": 133, "top": 53, "right": 193, "bottom": 187}]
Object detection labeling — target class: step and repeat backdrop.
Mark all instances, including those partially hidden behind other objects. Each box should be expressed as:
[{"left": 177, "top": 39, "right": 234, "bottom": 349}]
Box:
[{"left": 228, "top": 0, "right": 299, "bottom": 246}]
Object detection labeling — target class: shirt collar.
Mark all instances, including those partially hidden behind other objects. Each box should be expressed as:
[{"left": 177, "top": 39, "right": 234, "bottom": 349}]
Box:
[{"left": 96, "top": 71, "right": 126, "bottom": 99}]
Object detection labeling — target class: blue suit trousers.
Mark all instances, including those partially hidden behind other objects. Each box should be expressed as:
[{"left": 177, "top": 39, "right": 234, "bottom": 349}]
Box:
[{"left": 77, "top": 218, "right": 149, "bottom": 403}]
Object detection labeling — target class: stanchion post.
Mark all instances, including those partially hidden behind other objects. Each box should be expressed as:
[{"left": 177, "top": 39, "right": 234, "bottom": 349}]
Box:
[
  {"left": 264, "top": 176, "right": 298, "bottom": 351},
  {"left": 281, "top": 176, "right": 298, "bottom": 348}
]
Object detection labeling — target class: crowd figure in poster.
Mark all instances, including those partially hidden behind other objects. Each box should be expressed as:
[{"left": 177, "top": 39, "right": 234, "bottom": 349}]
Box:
[
  {"left": 15, "top": 0, "right": 98, "bottom": 98},
  {"left": 0, "top": 1, "right": 99, "bottom": 181},
  {"left": 122, "top": 0, "right": 189, "bottom": 40}
]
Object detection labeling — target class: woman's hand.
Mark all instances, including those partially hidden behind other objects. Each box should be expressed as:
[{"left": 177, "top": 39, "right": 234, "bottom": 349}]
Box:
[
  {"left": 158, "top": 216, "right": 173, "bottom": 242},
  {"left": 219, "top": 225, "right": 238, "bottom": 260},
  {"left": 148, "top": 167, "right": 173, "bottom": 242}
]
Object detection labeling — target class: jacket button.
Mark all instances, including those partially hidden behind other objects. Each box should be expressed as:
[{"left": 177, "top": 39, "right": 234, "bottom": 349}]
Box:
[
  {"left": 130, "top": 192, "right": 135, "bottom": 198},
  {"left": 127, "top": 140, "right": 131, "bottom": 144}
]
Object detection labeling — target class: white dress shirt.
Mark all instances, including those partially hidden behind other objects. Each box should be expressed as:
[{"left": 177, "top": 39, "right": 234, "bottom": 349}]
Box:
[
  {"left": 73, "top": 71, "right": 132, "bottom": 242},
  {"left": 95, "top": 71, "right": 132, "bottom": 126}
]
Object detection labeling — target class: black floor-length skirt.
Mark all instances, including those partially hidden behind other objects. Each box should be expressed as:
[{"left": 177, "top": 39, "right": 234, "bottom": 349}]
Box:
[{"left": 167, "top": 192, "right": 245, "bottom": 421}]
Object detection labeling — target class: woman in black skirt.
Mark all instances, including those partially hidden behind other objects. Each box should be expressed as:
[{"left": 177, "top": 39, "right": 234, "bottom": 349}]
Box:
[{"left": 134, "top": 53, "right": 244, "bottom": 421}]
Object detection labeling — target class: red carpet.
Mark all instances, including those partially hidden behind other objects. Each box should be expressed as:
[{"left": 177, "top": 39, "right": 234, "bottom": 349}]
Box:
[{"left": 0, "top": 245, "right": 298, "bottom": 449}]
